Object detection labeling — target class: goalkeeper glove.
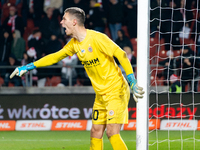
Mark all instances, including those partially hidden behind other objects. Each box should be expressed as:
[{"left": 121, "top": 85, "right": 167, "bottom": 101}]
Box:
[
  {"left": 10, "top": 63, "right": 36, "bottom": 79},
  {"left": 127, "top": 73, "right": 145, "bottom": 103}
]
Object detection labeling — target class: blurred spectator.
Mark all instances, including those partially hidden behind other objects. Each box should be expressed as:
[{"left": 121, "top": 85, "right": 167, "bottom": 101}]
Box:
[
  {"left": 0, "top": 1, "right": 2, "bottom": 26},
  {"left": 108, "top": 0, "right": 123, "bottom": 41},
  {"left": 21, "top": 51, "right": 32, "bottom": 66},
  {"left": 158, "top": 50, "right": 177, "bottom": 85},
  {"left": 62, "top": 0, "right": 89, "bottom": 15},
  {"left": 101, "top": 0, "right": 110, "bottom": 15},
  {"left": 46, "top": 34, "right": 62, "bottom": 54},
  {"left": 28, "top": 29, "right": 46, "bottom": 59},
  {"left": 10, "top": 30, "right": 26, "bottom": 62},
  {"left": 177, "top": 45, "right": 200, "bottom": 92},
  {"left": 39, "top": 7, "right": 61, "bottom": 44},
  {"left": 179, "top": 0, "right": 193, "bottom": 27},
  {"left": 21, "top": 51, "right": 36, "bottom": 86},
  {"left": 150, "top": 0, "right": 160, "bottom": 38},
  {"left": 124, "top": 46, "right": 136, "bottom": 66},
  {"left": 2, "top": 5, "right": 24, "bottom": 36},
  {"left": 169, "top": 74, "right": 182, "bottom": 93},
  {"left": 4, "top": 54, "right": 22, "bottom": 86},
  {"left": 86, "top": 0, "right": 106, "bottom": 33},
  {"left": 0, "top": 29, "right": 12, "bottom": 78},
  {"left": 1, "top": 0, "right": 21, "bottom": 5},
  {"left": 75, "top": 60, "right": 91, "bottom": 86},
  {"left": 21, "top": 0, "right": 44, "bottom": 27},
  {"left": 45, "top": 34, "right": 62, "bottom": 78},
  {"left": 115, "top": 29, "right": 133, "bottom": 51},
  {"left": 119, "top": 46, "right": 136, "bottom": 78},
  {"left": 61, "top": 55, "right": 78, "bottom": 86},
  {"left": 195, "top": 12, "right": 200, "bottom": 56},
  {"left": 43, "top": 0, "right": 63, "bottom": 14},
  {"left": 28, "top": 29, "right": 47, "bottom": 87},
  {"left": 124, "top": 0, "right": 137, "bottom": 39},
  {"left": 160, "top": 0, "right": 183, "bottom": 51}
]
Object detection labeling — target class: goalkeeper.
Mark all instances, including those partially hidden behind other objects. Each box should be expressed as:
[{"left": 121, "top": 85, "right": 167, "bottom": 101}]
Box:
[{"left": 10, "top": 7, "right": 144, "bottom": 150}]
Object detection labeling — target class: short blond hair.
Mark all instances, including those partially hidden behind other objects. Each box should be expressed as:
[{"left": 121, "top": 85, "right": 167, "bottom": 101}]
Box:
[{"left": 64, "top": 7, "right": 85, "bottom": 26}]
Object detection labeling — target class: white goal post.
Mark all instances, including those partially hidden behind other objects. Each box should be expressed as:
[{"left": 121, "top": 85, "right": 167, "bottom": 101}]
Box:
[{"left": 136, "top": 0, "right": 150, "bottom": 150}]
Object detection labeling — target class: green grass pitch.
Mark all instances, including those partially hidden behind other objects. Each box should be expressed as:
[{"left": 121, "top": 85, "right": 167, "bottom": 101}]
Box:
[{"left": 0, "top": 131, "right": 200, "bottom": 150}]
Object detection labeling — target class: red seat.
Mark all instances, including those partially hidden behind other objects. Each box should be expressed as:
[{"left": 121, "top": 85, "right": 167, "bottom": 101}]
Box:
[
  {"left": 157, "top": 38, "right": 166, "bottom": 51},
  {"left": 121, "top": 25, "right": 129, "bottom": 38},
  {"left": 1, "top": 3, "right": 10, "bottom": 23},
  {"left": 155, "top": 50, "right": 168, "bottom": 63},
  {"left": 130, "top": 38, "right": 137, "bottom": 55},
  {"left": 104, "top": 25, "right": 111, "bottom": 39},
  {"left": 150, "top": 66, "right": 165, "bottom": 86},
  {"left": 150, "top": 37, "right": 158, "bottom": 60},
  {"left": 173, "top": 50, "right": 181, "bottom": 58},
  {"left": 23, "top": 19, "right": 37, "bottom": 50},
  {"left": 50, "top": 76, "right": 61, "bottom": 86},
  {"left": 0, "top": 77, "right": 4, "bottom": 86},
  {"left": 150, "top": 75, "right": 164, "bottom": 86},
  {"left": 8, "top": 0, "right": 16, "bottom": 4},
  {"left": 8, "top": 82, "right": 14, "bottom": 87}
]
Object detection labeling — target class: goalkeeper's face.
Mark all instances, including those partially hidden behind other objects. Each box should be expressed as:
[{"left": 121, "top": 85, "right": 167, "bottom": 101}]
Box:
[{"left": 60, "top": 13, "right": 75, "bottom": 36}]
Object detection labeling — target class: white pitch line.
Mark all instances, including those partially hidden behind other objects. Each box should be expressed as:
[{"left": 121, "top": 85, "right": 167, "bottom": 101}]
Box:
[{"left": 0, "top": 139, "right": 199, "bottom": 142}]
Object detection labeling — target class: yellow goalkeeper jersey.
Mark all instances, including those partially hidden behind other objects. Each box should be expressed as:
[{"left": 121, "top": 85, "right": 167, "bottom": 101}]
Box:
[{"left": 34, "top": 29, "right": 131, "bottom": 95}]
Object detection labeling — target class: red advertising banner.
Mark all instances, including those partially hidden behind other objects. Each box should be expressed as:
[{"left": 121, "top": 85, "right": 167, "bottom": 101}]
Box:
[
  {"left": 123, "top": 119, "right": 160, "bottom": 130},
  {"left": 51, "top": 120, "right": 87, "bottom": 130},
  {"left": 0, "top": 120, "right": 16, "bottom": 131}
]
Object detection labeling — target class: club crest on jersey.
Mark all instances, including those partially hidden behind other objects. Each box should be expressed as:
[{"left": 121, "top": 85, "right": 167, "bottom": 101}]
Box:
[
  {"left": 81, "top": 49, "right": 85, "bottom": 53},
  {"left": 109, "top": 110, "right": 114, "bottom": 116},
  {"left": 88, "top": 46, "right": 93, "bottom": 52}
]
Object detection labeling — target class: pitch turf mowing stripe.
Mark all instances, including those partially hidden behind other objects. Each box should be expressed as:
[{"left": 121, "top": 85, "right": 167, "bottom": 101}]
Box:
[{"left": 0, "top": 131, "right": 200, "bottom": 150}]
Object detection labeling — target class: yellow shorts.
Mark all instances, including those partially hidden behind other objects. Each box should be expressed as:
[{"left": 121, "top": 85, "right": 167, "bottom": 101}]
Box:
[{"left": 92, "top": 82, "right": 130, "bottom": 125}]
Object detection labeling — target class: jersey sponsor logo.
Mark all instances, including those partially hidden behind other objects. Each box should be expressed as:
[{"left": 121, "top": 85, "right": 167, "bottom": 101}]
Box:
[
  {"left": 109, "top": 110, "right": 114, "bottom": 116},
  {"left": 81, "top": 58, "right": 100, "bottom": 67},
  {"left": 0, "top": 121, "right": 15, "bottom": 131},
  {"left": 16, "top": 120, "right": 52, "bottom": 131},
  {"left": 88, "top": 46, "right": 93, "bottom": 52},
  {"left": 51, "top": 120, "right": 87, "bottom": 130}
]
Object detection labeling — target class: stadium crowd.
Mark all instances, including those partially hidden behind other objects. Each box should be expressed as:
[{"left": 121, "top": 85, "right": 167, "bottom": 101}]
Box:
[{"left": 0, "top": 0, "right": 199, "bottom": 92}]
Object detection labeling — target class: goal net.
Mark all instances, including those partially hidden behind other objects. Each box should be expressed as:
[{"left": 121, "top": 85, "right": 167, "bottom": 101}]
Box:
[{"left": 148, "top": 0, "right": 200, "bottom": 149}]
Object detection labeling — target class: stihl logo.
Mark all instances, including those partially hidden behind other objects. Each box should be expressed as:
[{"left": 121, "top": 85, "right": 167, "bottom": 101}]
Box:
[
  {"left": 0, "top": 121, "right": 15, "bottom": 131},
  {"left": 21, "top": 123, "right": 46, "bottom": 128},
  {"left": 166, "top": 122, "right": 191, "bottom": 128},
  {"left": 51, "top": 120, "right": 87, "bottom": 130},
  {"left": 0, "top": 123, "right": 11, "bottom": 128},
  {"left": 56, "top": 122, "right": 82, "bottom": 128},
  {"left": 160, "top": 120, "right": 197, "bottom": 130},
  {"left": 127, "top": 122, "right": 136, "bottom": 128},
  {"left": 124, "top": 119, "right": 160, "bottom": 130},
  {"left": 16, "top": 120, "right": 52, "bottom": 131},
  {"left": 127, "top": 121, "right": 156, "bottom": 128},
  {"left": 149, "top": 121, "right": 155, "bottom": 127}
]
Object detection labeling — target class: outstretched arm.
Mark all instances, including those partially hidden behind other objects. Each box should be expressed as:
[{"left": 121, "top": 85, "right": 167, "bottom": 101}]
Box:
[
  {"left": 113, "top": 47, "right": 144, "bottom": 102},
  {"left": 10, "top": 49, "right": 69, "bottom": 79}
]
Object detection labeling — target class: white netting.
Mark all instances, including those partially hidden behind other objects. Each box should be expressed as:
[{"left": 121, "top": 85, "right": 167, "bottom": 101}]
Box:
[{"left": 149, "top": 0, "right": 200, "bottom": 149}]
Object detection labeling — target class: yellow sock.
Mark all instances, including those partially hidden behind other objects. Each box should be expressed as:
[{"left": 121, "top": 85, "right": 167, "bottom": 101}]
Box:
[
  {"left": 109, "top": 134, "right": 128, "bottom": 150},
  {"left": 90, "top": 137, "right": 103, "bottom": 150}
]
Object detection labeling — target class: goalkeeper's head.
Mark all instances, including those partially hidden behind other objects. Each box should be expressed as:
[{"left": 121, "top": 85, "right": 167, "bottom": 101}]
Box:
[
  {"left": 64, "top": 7, "right": 85, "bottom": 27},
  {"left": 61, "top": 7, "right": 86, "bottom": 37}
]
